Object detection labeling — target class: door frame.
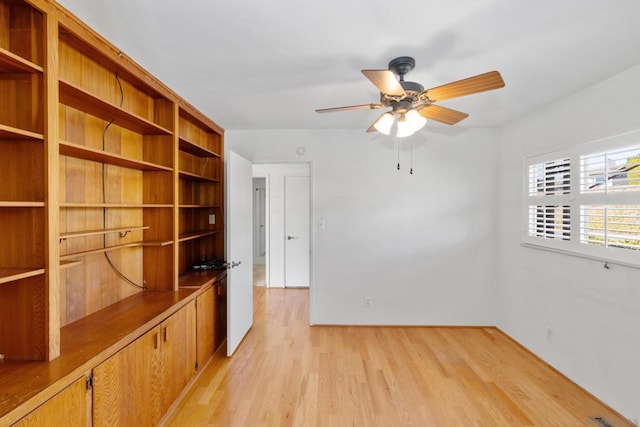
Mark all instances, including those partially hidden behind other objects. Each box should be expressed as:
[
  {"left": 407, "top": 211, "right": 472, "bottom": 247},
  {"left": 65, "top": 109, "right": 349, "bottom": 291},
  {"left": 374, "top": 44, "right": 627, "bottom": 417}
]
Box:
[
  {"left": 252, "top": 175, "right": 270, "bottom": 286},
  {"left": 283, "top": 174, "right": 310, "bottom": 288},
  {"left": 251, "top": 162, "right": 313, "bottom": 299}
]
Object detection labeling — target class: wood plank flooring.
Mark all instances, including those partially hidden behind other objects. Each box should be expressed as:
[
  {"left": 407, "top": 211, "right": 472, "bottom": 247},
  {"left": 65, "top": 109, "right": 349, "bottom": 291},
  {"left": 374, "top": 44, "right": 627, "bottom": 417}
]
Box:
[{"left": 165, "top": 287, "right": 632, "bottom": 426}]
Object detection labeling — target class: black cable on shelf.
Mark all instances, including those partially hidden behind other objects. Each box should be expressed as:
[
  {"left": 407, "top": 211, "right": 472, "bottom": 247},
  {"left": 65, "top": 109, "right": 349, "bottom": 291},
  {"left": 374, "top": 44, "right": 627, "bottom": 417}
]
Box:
[{"left": 101, "top": 73, "right": 146, "bottom": 291}]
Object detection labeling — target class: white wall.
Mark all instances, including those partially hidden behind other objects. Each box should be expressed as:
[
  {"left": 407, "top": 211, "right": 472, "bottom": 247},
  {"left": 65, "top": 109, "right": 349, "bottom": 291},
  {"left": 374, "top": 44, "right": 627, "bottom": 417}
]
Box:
[
  {"left": 497, "top": 64, "right": 640, "bottom": 421},
  {"left": 252, "top": 164, "right": 310, "bottom": 287},
  {"left": 227, "top": 128, "right": 499, "bottom": 326}
]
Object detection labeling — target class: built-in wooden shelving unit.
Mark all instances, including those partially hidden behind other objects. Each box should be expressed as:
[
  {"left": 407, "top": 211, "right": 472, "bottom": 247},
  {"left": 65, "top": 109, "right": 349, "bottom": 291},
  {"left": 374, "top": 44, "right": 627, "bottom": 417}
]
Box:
[{"left": 0, "top": 0, "right": 225, "bottom": 424}]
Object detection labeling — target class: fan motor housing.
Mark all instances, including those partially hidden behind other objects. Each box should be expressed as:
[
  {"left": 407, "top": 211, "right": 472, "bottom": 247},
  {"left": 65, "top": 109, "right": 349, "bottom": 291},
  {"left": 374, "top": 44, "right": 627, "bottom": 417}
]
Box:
[{"left": 388, "top": 56, "right": 416, "bottom": 78}]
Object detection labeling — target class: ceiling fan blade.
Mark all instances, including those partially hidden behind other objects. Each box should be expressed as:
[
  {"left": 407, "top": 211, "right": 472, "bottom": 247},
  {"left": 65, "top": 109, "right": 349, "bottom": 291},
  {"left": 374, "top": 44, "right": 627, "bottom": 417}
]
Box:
[
  {"left": 366, "top": 123, "right": 377, "bottom": 133},
  {"left": 418, "top": 104, "right": 469, "bottom": 125},
  {"left": 361, "top": 70, "right": 406, "bottom": 97},
  {"left": 423, "top": 71, "right": 505, "bottom": 102},
  {"left": 315, "top": 103, "right": 383, "bottom": 113}
]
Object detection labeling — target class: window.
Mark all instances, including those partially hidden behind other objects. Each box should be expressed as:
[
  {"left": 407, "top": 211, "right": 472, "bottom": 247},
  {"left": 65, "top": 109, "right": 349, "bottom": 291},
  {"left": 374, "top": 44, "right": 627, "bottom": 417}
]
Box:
[{"left": 523, "top": 130, "right": 640, "bottom": 267}]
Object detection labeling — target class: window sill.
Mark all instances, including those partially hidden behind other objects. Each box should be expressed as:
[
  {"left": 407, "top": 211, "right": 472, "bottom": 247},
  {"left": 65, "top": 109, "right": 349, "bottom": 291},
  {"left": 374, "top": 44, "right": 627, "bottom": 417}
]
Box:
[{"left": 520, "top": 242, "right": 640, "bottom": 270}]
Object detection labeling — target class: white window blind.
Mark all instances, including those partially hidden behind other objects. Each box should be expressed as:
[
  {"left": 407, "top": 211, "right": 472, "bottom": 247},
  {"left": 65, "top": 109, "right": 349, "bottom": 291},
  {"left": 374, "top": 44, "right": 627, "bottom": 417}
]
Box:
[
  {"left": 528, "top": 158, "right": 571, "bottom": 197},
  {"left": 528, "top": 205, "right": 571, "bottom": 240},
  {"left": 580, "top": 206, "right": 640, "bottom": 251},
  {"left": 580, "top": 146, "right": 640, "bottom": 194},
  {"left": 523, "top": 130, "right": 640, "bottom": 267}
]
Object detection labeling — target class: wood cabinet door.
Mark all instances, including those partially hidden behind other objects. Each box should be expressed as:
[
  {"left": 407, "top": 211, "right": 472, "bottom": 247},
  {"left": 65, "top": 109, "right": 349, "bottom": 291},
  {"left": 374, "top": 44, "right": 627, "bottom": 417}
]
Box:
[
  {"left": 93, "top": 305, "right": 195, "bottom": 426},
  {"left": 93, "top": 327, "right": 161, "bottom": 427},
  {"left": 14, "top": 377, "right": 88, "bottom": 426},
  {"left": 158, "top": 306, "right": 193, "bottom": 419},
  {"left": 196, "top": 286, "right": 215, "bottom": 370}
]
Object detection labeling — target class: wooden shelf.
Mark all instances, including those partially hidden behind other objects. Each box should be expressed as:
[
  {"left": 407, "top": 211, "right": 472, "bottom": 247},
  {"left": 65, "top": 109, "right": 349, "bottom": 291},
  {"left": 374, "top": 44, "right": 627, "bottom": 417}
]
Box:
[
  {"left": 60, "top": 226, "right": 150, "bottom": 240},
  {"left": 179, "top": 270, "right": 226, "bottom": 288},
  {"left": 0, "top": 261, "right": 86, "bottom": 283},
  {"left": 179, "top": 204, "right": 218, "bottom": 209},
  {"left": 178, "top": 230, "right": 218, "bottom": 243},
  {"left": 60, "top": 203, "right": 173, "bottom": 208},
  {"left": 0, "top": 268, "right": 45, "bottom": 285},
  {"left": 0, "top": 124, "right": 44, "bottom": 141},
  {"left": 60, "top": 240, "right": 173, "bottom": 260},
  {"left": 178, "top": 170, "right": 219, "bottom": 182},
  {"left": 59, "top": 80, "right": 172, "bottom": 136},
  {"left": 178, "top": 137, "right": 220, "bottom": 158},
  {"left": 0, "top": 201, "right": 44, "bottom": 208},
  {"left": 60, "top": 260, "right": 83, "bottom": 270},
  {"left": 60, "top": 141, "right": 172, "bottom": 172},
  {"left": 0, "top": 46, "right": 43, "bottom": 74}
]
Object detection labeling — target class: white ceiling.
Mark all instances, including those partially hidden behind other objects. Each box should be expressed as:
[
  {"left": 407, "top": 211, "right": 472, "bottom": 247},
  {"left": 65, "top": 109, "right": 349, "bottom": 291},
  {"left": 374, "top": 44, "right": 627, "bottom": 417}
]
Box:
[{"left": 56, "top": 0, "right": 640, "bottom": 132}]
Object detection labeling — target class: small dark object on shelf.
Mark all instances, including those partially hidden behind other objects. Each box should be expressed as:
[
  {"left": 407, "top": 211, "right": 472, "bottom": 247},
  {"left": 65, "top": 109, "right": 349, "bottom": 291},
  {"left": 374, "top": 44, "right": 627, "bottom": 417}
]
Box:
[{"left": 192, "top": 257, "right": 225, "bottom": 270}]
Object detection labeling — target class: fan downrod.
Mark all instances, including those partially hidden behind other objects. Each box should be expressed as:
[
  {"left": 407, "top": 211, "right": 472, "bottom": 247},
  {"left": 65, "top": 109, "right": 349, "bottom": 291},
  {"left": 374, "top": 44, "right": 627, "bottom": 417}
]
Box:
[{"left": 388, "top": 56, "right": 416, "bottom": 81}]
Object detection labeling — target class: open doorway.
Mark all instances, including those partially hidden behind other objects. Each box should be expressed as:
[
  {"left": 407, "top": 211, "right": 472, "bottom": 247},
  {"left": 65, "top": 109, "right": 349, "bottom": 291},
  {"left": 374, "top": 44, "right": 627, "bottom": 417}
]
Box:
[
  {"left": 252, "top": 163, "right": 311, "bottom": 288},
  {"left": 252, "top": 177, "right": 267, "bottom": 286}
]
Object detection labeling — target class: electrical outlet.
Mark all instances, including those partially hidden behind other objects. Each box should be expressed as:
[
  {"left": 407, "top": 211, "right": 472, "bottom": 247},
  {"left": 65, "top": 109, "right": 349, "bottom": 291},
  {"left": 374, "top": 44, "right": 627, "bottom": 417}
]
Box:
[
  {"left": 209, "top": 214, "right": 215, "bottom": 225},
  {"left": 546, "top": 327, "right": 554, "bottom": 342},
  {"left": 364, "top": 297, "right": 371, "bottom": 308}
]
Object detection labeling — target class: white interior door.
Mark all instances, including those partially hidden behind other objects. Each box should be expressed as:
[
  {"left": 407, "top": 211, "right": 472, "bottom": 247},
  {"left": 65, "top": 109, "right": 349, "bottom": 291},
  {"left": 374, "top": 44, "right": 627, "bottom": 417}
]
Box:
[
  {"left": 226, "top": 151, "right": 253, "bottom": 356},
  {"left": 284, "top": 175, "right": 310, "bottom": 287}
]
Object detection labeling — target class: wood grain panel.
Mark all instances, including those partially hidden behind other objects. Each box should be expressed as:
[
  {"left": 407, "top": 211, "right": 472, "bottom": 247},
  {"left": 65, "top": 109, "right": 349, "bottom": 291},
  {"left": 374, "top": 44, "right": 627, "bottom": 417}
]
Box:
[
  {"left": 160, "top": 306, "right": 192, "bottom": 420},
  {"left": 0, "top": 73, "right": 43, "bottom": 133},
  {"left": 142, "top": 245, "right": 174, "bottom": 292},
  {"left": 0, "top": 140, "right": 44, "bottom": 201},
  {"left": 93, "top": 329, "right": 159, "bottom": 427},
  {"left": 0, "top": 2, "right": 8, "bottom": 50},
  {"left": 44, "top": 8, "right": 61, "bottom": 361},
  {"left": 143, "top": 135, "right": 174, "bottom": 168},
  {"left": 93, "top": 306, "right": 194, "bottom": 426},
  {"left": 179, "top": 150, "right": 218, "bottom": 179},
  {"left": 13, "top": 376, "right": 87, "bottom": 426},
  {"left": 185, "top": 299, "right": 197, "bottom": 376},
  {"left": 0, "top": 207, "right": 44, "bottom": 268},
  {"left": 178, "top": 113, "right": 219, "bottom": 156},
  {"left": 195, "top": 286, "right": 215, "bottom": 370},
  {"left": 6, "top": 2, "right": 43, "bottom": 66},
  {"left": 0, "top": 275, "right": 45, "bottom": 360}
]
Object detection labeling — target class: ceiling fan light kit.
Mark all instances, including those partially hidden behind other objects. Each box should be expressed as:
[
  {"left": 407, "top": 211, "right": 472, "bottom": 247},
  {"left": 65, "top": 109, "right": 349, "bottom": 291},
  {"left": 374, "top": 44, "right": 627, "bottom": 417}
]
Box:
[
  {"left": 372, "top": 112, "right": 394, "bottom": 134},
  {"left": 316, "top": 56, "right": 505, "bottom": 137}
]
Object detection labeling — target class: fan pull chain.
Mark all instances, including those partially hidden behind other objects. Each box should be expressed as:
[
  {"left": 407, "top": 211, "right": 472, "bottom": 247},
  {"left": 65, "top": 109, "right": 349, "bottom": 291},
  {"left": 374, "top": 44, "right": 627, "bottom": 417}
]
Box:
[
  {"left": 397, "top": 137, "right": 400, "bottom": 170},
  {"left": 410, "top": 142, "right": 413, "bottom": 175}
]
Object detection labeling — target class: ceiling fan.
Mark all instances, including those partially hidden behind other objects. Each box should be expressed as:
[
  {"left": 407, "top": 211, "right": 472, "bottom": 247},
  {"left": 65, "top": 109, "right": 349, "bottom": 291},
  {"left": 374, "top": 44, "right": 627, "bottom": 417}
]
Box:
[{"left": 315, "top": 56, "right": 505, "bottom": 137}]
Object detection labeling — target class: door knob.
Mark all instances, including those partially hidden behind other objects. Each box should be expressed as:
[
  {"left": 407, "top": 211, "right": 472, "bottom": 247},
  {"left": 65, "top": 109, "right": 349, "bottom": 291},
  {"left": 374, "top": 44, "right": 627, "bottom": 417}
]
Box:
[
  {"left": 230, "top": 260, "right": 241, "bottom": 268},
  {"left": 287, "top": 235, "right": 297, "bottom": 240}
]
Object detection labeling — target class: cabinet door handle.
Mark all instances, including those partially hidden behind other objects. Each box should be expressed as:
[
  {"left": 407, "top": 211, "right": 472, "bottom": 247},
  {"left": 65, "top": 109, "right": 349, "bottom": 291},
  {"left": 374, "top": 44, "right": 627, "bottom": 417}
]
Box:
[
  {"left": 154, "top": 332, "right": 160, "bottom": 350},
  {"left": 162, "top": 325, "right": 168, "bottom": 342}
]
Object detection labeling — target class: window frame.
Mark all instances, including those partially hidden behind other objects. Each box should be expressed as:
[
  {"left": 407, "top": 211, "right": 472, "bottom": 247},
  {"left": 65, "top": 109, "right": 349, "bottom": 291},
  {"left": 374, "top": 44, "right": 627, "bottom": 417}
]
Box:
[{"left": 522, "top": 129, "right": 640, "bottom": 268}]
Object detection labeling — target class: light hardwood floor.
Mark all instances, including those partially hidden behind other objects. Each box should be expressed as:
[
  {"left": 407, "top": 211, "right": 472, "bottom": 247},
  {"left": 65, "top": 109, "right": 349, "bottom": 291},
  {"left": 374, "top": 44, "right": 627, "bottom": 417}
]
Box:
[
  {"left": 253, "top": 264, "right": 266, "bottom": 286},
  {"left": 166, "top": 287, "right": 632, "bottom": 426}
]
